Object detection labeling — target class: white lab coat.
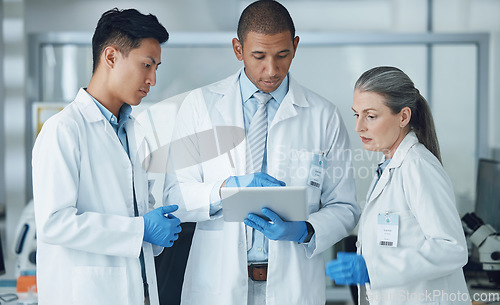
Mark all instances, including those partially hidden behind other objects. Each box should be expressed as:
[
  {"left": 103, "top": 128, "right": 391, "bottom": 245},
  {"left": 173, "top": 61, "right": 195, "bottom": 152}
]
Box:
[
  {"left": 32, "top": 88, "right": 160, "bottom": 305},
  {"left": 164, "top": 70, "right": 361, "bottom": 305},
  {"left": 357, "top": 132, "right": 471, "bottom": 305}
]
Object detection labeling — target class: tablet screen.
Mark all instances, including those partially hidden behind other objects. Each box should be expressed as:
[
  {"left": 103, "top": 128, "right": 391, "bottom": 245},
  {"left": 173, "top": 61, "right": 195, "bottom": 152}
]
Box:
[{"left": 221, "top": 186, "right": 308, "bottom": 222}]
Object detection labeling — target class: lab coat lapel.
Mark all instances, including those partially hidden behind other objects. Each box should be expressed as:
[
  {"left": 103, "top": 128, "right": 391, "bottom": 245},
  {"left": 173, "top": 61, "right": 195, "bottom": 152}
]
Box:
[
  {"left": 75, "top": 88, "right": 119, "bottom": 142},
  {"left": 213, "top": 70, "right": 253, "bottom": 249},
  {"left": 213, "top": 70, "right": 247, "bottom": 176},
  {"left": 365, "top": 132, "right": 420, "bottom": 204},
  {"left": 76, "top": 88, "right": 134, "bottom": 152},
  {"left": 366, "top": 162, "right": 391, "bottom": 203},
  {"left": 126, "top": 118, "right": 150, "bottom": 171},
  {"left": 270, "top": 76, "right": 309, "bottom": 130}
]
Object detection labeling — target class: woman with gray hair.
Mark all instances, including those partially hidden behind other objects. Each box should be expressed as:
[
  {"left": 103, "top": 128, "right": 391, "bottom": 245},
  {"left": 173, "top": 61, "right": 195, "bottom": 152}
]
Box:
[{"left": 326, "top": 66, "right": 471, "bottom": 304}]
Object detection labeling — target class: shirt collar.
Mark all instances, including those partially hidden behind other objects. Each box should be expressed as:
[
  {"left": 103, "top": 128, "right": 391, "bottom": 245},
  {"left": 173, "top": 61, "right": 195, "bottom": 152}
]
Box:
[
  {"left": 88, "top": 94, "right": 131, "bottom": 127},
  {"left": 377, "top": 158, "right": 392, "bottom": 178},
  {"left": 239, "top": 69, "right": 288, "bottom": 105}
]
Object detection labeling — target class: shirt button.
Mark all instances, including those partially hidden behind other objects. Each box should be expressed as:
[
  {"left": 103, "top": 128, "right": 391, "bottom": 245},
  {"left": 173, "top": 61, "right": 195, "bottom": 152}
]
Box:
[
  {"left": 355, "top": 241, "right": 361, "bottom": 248},
  {"left": 111, "top": 118, "right": 115, "bottom": 122}
]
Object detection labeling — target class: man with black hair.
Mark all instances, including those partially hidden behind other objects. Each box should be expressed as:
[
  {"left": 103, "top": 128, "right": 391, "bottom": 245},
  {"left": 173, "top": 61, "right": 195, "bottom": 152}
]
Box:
[
  {"left": 32, "top": 8, "right": 180, "bottom": 305},
  {"left": 163, "top": 1, "right": 360, "bottom": 304}
]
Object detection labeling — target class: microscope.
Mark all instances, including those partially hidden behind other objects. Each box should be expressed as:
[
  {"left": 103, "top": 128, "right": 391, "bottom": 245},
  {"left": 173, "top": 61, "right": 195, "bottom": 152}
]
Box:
[
  {"left": 462, "top": 212, "right": 500, "bottom": 286},
  {"left": 13, "top": 200, "right": 37, "bottom": 278}
]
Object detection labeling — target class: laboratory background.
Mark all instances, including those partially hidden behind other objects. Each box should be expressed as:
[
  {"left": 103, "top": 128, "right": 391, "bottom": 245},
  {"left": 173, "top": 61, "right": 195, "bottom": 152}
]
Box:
[{"left": 1, "top": 0, "right": 500, "bottom": 304}]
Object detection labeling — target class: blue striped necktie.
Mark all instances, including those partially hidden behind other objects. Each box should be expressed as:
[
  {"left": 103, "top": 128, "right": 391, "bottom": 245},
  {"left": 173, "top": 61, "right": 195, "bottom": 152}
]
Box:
[{"left": 246, "top": 91, "right": 272, "bottom": 173}]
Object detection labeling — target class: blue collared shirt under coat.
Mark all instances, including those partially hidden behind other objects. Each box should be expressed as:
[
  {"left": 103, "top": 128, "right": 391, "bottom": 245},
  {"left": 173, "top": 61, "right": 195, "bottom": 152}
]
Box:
[{"left": 240, "top": 70, "right": 288, "bottom": 263}]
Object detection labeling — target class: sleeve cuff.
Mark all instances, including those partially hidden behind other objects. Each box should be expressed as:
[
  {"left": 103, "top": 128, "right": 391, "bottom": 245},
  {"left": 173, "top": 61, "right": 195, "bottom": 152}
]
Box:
[{"left": 209, "top": 179, "right": 225, "bottom": 216}]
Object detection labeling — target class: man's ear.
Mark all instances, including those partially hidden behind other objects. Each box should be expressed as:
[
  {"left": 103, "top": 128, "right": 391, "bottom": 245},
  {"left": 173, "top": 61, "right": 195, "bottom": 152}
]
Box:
[
  {"left": 103, "top": 46, "right": 119, "bottom": 68},
  {"left": 232, "top": 38, "right": 243, "bottom": 61}
]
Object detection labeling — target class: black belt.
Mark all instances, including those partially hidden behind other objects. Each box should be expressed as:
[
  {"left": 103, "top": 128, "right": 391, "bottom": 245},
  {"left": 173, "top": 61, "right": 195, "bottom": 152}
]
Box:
[{"left": 248, "top": 264, "right": 268, "bottom": 281}]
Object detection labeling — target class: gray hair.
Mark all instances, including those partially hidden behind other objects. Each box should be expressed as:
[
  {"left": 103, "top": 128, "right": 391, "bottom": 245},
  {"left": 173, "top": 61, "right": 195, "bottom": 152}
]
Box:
[{"left": 355, "top": 66, "right": 442, "bottom": 163}]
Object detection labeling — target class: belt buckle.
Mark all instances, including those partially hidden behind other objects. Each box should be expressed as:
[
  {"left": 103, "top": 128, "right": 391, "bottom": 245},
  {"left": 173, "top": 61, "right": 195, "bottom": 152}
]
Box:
[{"left": 248, "top": 263, "right": 268, "bottom": 281}]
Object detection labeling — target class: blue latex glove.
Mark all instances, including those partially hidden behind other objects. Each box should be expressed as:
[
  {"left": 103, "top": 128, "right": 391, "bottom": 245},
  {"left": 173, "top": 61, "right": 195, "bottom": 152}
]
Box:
[
  {"left": 244, "top": 207, "right": 308, "bottom": 243},
  {"left": 225, "top": 173, "right": 286, "bottom": 188},
  {"left": 143, "top": 205, "right": 182, "bottom": 248},
  {"left": 325, "top": 252, "right": 370, "bottom": 285}
]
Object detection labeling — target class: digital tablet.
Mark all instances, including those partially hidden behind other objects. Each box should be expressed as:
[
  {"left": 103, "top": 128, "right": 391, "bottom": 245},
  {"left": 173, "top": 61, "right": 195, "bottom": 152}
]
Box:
[{"left": 221, "top": 186, "right": 308, "bottom": 222}]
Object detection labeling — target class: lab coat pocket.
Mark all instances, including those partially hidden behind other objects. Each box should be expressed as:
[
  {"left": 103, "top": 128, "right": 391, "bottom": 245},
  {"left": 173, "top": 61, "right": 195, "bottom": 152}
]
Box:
[
  {"left": 393, "top": 209, "right": 422, "bottom": 248},
  {"left": 72, "top": 266, "right": 128, "bottom": 305}
]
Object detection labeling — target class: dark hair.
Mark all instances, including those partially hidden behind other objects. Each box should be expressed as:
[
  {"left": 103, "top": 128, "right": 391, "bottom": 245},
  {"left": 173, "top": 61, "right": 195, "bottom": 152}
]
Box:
[
  {"left": 355, "top": 66, "right": 442, "bottom": 163},
  {"left": 91, "top": 8, "right": 169, "bottom": 73},
  {"left": 237, "top": 0, "right": 295, "bottom": 44}
]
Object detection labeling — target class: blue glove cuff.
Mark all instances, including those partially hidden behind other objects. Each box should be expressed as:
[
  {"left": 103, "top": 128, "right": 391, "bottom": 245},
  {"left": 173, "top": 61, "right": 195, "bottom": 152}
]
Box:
[{"left": 296, "top": 221, "right": 309, "bottom": 243}]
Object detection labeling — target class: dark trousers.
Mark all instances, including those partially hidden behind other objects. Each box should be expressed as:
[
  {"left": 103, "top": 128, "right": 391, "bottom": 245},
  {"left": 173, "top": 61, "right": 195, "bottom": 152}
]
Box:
[
  {"left": 155, "top": 222, "right": 196, "bottom": 305},
  {"left": 344, "top": 235, "right": 359, "bottom": 305}
]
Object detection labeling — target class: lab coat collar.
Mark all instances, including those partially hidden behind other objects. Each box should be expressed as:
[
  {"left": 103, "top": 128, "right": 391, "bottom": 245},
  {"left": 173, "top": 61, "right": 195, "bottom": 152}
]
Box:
[
  {"left": 286, "top": 76, "right": 310, "bottom": 108},
  {"left": 366, "top": 131, "right": 419, "bottom": 203},
  {"left": 239, "top": 68, "right": 288, "bottom": 105},
  {"left": 213, "top": 68, "right": 246, "bottom": 129},
  {"left": 74, "top": 88, "right": 148, "bottom": 165},
  {"left": 385, "top": 131, "right": 419, "bottom": 170},
  {"left": 75, "top": 88, "right": 109, "bottom": 123},
  {"left": 270, "top": 76, "right": 310, "bottom": 129}
]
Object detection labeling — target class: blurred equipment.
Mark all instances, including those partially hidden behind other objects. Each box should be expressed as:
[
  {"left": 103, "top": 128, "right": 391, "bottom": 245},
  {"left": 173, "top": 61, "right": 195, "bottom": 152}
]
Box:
[
  {"left": 474, "top": 159, "right": 500, "bottom": 232},
  {"left": 0, "top": 214, "right": 6, "bottom": 276},
  {"left": 13, "top": 200, "right": 37, "bottom": 278},
  {"left": 462, "top": 212, "right": 500, "bottom": 285}
]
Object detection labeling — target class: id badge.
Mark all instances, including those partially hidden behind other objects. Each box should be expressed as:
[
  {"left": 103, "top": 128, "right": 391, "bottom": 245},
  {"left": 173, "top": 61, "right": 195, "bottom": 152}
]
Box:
[
  {"left": 308, "top": 153, "right": 325, "bottom": 189},
  {"left": 377, "top": 212, "right": 399, "bottom": 247}
]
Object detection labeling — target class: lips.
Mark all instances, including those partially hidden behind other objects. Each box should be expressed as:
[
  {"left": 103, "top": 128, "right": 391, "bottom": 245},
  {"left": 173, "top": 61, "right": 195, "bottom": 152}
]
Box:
[
  {"left": 261, "top": 78, "right": 280, "bottom": 87},
  {"left": 139, "top": 89, "right": 149, "bottom": 97},
  {"left": 360, "top": 136, "right": 372, "bottom": 144}
]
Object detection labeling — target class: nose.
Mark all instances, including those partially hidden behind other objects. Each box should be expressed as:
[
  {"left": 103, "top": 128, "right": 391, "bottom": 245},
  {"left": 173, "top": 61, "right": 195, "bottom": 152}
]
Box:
[
  {"left": 146, "top": 69, "right": 157, "bottom": 87},
  {"left": 265, "top": 57, "right": 278, "bottom": 77},
  {"left": 354, "top": 117, "right": 366, "bottom": 133}
]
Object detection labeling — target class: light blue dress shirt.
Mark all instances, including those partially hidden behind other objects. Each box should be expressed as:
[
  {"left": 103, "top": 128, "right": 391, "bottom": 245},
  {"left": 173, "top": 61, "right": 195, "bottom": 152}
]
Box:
[{"left": 241, "top": 70, "right": 288, "bottom": 263}]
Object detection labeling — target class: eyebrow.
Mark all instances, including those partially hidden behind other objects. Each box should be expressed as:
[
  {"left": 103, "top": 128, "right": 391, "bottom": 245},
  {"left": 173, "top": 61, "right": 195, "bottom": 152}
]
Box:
[
  {"left": 251, "top": 49, "right": 291, "bottom": 55},
  {"left": 148, "top": 56, "right": 161, "bottom": 66},
  {"left": 352, "top": 107, "right": 377, "bottom": 112}
]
